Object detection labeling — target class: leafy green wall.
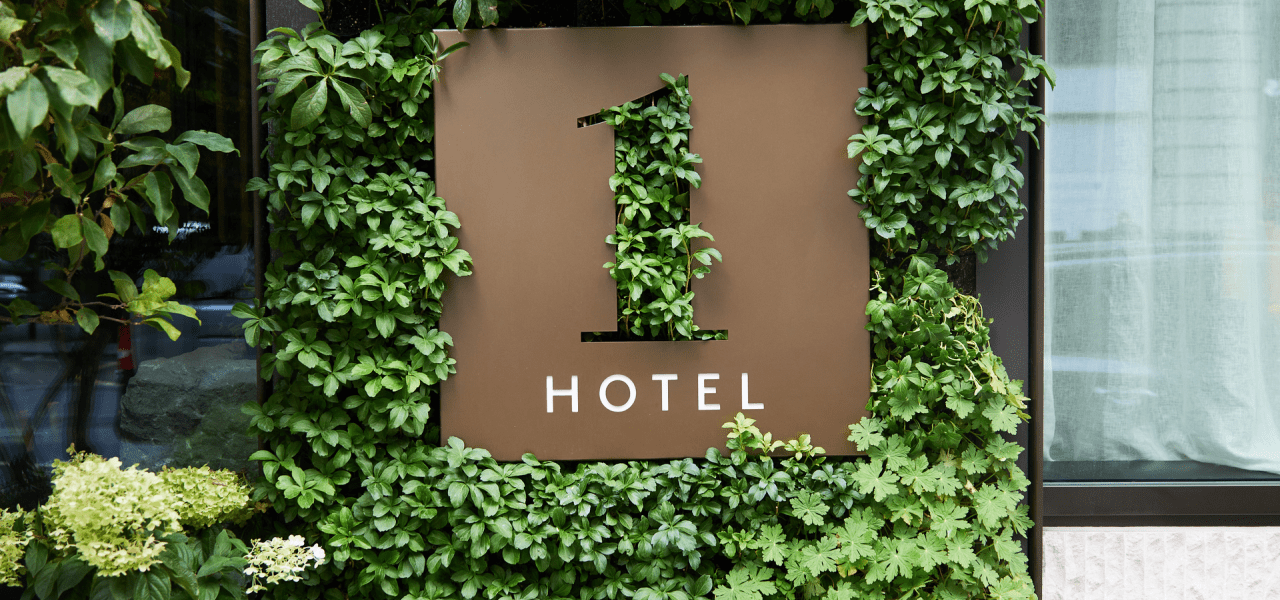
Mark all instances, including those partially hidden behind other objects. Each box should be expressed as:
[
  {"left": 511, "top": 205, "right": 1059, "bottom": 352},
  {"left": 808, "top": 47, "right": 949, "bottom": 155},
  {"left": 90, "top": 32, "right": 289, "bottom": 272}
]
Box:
[{"left": 242, "top": 1, "right": 1049, "bottom": 599}]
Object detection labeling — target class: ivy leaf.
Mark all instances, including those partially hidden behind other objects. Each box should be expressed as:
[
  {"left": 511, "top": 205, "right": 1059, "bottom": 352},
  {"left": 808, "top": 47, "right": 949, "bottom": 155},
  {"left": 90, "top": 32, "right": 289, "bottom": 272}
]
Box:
[
  {"left": 851, "top": 459, "right": 899, "bottom": 502},
  {"left": 874, "top": 537, "right": 919, "bottom": 582},
  {"left": 795, "top": 536, "right": 839, "bottom": 578},
  {"left": 868, "top": 435, "right": 910, "bottom": 471},
  {"left": 846, "top": 417, "right": 885, "bottom": 451},
  {"left": 982, "top": 399, "right": 1020, "bottom": 434},
  {"left": 788, "top": 491, "right": 829, "bottom": 527},
  {"left": 713, "top": 565, "right": 775, "bottom": 600},
  {"left": 750, "top": 524, "right": 788, "bottom": 565}
]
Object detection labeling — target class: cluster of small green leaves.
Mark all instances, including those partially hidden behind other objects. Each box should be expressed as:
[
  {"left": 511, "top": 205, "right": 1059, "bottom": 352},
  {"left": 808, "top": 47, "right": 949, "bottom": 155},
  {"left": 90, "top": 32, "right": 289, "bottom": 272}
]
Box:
[
  {"left": 621, "top": 0, "right": 838, "bottom": 25},
  {"left": 0, "top": 0, "right": 236, "bottom": 338},
  {"left": 238, "top": 5, "right": 475, "bottom": 599},
  {"left": 847, "top": 0, "right": 1053, "bottom": 261},
  {"left": 288, "top": 391, "right": 1027, "bottom": 600},
  {"left": 842, "top": 254, "right": 1033, "bottom": 598},
  {"left": 595, "top": 74, "right": 723, "bottom": 341},
  {"left": 3, "top": 451, "right": 260, "bottom": 600}
]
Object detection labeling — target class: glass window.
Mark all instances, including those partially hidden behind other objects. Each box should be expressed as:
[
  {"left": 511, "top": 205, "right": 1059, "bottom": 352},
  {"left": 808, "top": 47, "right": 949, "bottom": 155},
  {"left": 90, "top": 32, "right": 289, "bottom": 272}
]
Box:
[
  {"left": 0, "top": 0, "right": 258, "bottom": 508},
  {"left": 1044, "top": 0, "right": 1280, "bottom": 482}
]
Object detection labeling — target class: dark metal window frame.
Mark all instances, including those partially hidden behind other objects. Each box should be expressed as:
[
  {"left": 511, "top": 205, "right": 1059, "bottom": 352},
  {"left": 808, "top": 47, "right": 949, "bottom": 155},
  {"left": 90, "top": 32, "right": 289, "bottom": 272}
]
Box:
[{"left": 975, "top": 15, "right": 1280, "bottom": 598}]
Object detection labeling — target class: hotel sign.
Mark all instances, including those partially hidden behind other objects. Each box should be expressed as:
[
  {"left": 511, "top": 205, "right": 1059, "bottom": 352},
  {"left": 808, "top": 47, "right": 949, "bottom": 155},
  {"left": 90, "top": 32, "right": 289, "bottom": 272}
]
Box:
[{"left": 436, "top": 25, "right": 869, "bottom": 460}]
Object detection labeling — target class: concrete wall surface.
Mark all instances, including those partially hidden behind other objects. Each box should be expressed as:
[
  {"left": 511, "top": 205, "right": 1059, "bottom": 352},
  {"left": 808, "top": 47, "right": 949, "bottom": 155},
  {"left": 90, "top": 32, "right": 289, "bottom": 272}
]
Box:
[{"left": 1043, "top": 527, "right": 1280, "bottom": 599}]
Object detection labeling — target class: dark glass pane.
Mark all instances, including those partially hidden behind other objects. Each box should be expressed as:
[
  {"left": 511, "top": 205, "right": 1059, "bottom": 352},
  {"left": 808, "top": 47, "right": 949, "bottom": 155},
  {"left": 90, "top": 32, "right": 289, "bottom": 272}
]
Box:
[{"left": 0, "top": 0, "right": 257, "bottom": 509}]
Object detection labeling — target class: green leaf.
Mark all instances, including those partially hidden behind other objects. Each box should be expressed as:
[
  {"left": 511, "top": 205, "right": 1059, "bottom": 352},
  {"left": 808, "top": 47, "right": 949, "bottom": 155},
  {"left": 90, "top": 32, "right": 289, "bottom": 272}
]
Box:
[
  {"left": 331, "top": 79, "right": 372, "bottom": 128},
  {"left": 172, "top": 167, "right": 211, "bottom": 213},
  {"left": 118, "top": 104, "right": 171, "bottom": 135},
  {"left": 92, "top": 158, "right": 117, "bottom": 193},
  {"left": 50, "top": 214, "right": 83, "bottom": 249},
  {"left": 0, "top": 66, "right": 29, "bottom": 99},
  {"left": 43, "top": 66, "right": 101, "bottom": 106},
  {"left": 478, "top": 0, "right": 499, "bottom": 26},
  {"left": 76, "top": 308, "right": 100, "bottom": 334},
  {"left": 144, "top": 316, "right": 182, "bottom": 341},
  {"left": 298, "top": 0, "right": 325, "bottom": 13},
  {"left": 160, "top": 38, "right": 190, "bottom": 89},
  {"left": 291, "top": 79, "right": 329, "bottom": 129},
  {"left": 143, "top": 171, "right": 176, "bottom": 226},
  {"left": 54, "top": 555, "right": 94, "bottom": 597},
  {"left": 713, "top": 565, "right": 775, "bottom": 600},
  {"left": 47, "top": 164, "right": 78, "bottom": 199},
  {"left": 44, "top": 278, "right": 80, "bottom": 302},
  {"left": 8, "top": 75, "right": 48, "bottom": 138},
  {"left": 91, "top": 0, "right": 134, "bottom": 44},
  {"left": 452, "top": 0, "right": 472, "bottom": 29},
  {"left": 847, "top": 417, "right": 885, "bottom": 451},
  {"left": 174, "top": 130, "right": 237, "bottom": 154},
  {"left": 81, "top": 215, "right": 109, "bottom": 258},
  {"left": 128, "top": 3, "right": 170, "bottom": 68},
  {"left": 140, "top": 569, "right": 170, "bottom": 600},
  {"left": 788, "top": 491, "right": 829, "bottom": 527},
  {"left": 165, "top": 142, "right": 199, "bottom": 177}
]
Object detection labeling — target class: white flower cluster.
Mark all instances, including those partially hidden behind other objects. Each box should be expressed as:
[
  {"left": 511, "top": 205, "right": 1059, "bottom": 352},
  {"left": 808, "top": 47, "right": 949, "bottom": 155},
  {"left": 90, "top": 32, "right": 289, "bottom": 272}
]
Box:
[{"left": 242, "top": 535, "right": 325, "bottom": 594}]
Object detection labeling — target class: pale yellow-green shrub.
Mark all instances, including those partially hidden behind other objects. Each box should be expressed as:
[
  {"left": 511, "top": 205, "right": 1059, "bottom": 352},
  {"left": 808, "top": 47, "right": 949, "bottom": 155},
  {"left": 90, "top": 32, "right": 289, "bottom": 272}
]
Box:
[
  {"left": 40, "top": 453, "right": 182, "bottom": 576},
  {"left": 159, "top": 465, "right": 254, "bottom": 529},
  {"left": 0, "top": 508, "right": 29, "bottom": 587}
]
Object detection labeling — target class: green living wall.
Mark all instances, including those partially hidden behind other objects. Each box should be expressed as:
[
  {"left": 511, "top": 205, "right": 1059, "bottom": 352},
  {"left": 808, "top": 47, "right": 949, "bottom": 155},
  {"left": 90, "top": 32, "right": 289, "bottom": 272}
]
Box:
[{"left": 241, "top": 1, "right": 1050, "bottom": 599}]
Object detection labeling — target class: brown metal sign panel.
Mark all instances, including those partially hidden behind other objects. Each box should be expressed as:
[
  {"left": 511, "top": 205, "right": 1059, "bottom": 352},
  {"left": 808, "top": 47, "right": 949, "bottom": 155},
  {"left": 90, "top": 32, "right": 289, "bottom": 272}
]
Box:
[{"left": 435, "top": 24, "right": 869, "bottom": 460}]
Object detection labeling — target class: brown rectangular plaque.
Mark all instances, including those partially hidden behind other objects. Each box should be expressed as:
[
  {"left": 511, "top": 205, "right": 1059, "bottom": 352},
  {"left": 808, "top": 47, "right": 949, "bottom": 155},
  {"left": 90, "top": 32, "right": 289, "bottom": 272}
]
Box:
[{"left": 435, "top": 25, "right": 869, "bottom": 460}]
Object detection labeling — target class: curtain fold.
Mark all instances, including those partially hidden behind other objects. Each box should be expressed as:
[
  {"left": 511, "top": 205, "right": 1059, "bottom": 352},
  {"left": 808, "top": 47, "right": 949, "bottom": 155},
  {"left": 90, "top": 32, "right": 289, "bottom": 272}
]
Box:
[{"left": 1044, "top": 0, "right": 1280, "bottom": 476}]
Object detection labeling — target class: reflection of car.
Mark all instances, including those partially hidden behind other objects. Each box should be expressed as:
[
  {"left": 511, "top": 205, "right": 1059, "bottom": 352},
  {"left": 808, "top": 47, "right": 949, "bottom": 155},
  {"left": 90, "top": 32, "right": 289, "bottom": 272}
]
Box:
[{"left": 0, "top": 274, "right": 27, "bottom": 300}]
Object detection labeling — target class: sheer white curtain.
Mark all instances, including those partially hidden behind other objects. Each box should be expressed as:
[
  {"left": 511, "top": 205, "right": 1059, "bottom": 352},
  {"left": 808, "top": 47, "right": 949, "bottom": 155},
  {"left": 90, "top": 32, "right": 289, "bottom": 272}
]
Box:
[{"left": 1044, "top": 0, "right": 1280, "bottom": 475}]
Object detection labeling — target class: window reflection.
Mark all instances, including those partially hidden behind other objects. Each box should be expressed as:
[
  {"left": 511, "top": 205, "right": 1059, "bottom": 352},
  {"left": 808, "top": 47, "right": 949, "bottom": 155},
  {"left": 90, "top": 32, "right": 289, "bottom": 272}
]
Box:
[{"left": 0, "top": 0, "right": 257, "bottom": 508}]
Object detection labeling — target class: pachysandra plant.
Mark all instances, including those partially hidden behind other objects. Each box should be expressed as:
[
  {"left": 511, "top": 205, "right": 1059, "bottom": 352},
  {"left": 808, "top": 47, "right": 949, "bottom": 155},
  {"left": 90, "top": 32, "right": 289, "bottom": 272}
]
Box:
[
  {"left": 238, "top": 4, "right": 474, "bottom": 597},
  {"left": 595, "top": 73, "right": 724, "bottom": 341},
  {"left": 0, "top": 0, "right": 237, "bottom": 339},
  {"left": 846, "top": 0, "right": 1054, "bottom": 262}
]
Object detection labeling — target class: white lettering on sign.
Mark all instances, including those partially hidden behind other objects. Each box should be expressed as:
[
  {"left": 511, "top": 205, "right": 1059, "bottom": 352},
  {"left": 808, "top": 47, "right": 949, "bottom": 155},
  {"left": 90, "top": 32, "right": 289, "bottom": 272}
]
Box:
[
  {"left": 546, "top": 373, "right": 754, "bottom": 412},
  {"left": 698, "top": 373, "right": 720, "bottom": 410},
  {"left": 546, "top": 375, "right": 579, "bottom": 413},
  {"left": 742, "top": 372, "right": 763, "bottom": 410},
  {"left": 652, "top": 374, "right": 678, "bottom": 411},
  {"left": 600, "top": 374, "right": 637, "bottom": 412}
]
